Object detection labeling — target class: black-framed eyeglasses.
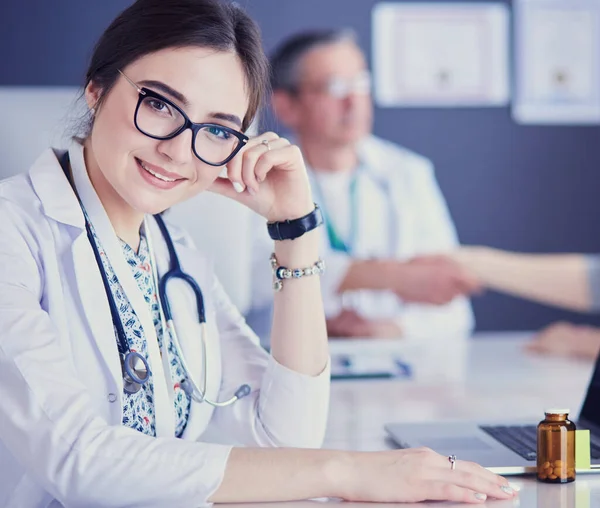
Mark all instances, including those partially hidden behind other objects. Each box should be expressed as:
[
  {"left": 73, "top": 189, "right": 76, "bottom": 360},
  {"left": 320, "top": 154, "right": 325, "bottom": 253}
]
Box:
[{"left": 119, "top": 70, "right": 248, "bottom": 166}]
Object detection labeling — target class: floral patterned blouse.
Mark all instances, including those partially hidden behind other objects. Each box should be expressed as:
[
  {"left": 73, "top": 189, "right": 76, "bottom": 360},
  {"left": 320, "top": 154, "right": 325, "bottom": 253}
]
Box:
[{"left": 90, "top": 225, "right": 191, "bottom": 437}]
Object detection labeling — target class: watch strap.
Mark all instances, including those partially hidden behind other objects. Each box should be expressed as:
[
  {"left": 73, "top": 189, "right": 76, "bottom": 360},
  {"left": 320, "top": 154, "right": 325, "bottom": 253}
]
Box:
[{"left": 267, "top": 204, "right": 324, "bottom": 241}]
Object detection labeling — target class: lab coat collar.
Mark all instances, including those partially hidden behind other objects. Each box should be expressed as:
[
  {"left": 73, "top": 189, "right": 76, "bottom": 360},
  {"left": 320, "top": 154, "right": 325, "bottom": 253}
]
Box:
[
  {"left": 356, "top": 135, "right": 388, "bottom": 178},
  {"left": 28, "top": 147, "right": 85, "bottom": 230}
]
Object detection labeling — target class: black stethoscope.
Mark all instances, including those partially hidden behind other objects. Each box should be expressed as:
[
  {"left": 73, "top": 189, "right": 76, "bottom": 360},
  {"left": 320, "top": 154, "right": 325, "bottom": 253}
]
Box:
[{"left": 60, "top": 152, "right": 251, "bottom": 406}]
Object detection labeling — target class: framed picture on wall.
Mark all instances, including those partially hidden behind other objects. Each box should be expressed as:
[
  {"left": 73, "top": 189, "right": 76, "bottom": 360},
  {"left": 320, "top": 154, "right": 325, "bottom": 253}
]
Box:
[
  {"left": 372, "top": 2, "right": 510, "bottom": 107},
  {"left": 513, "top": 0, "right": 600, "bottom": 125}
]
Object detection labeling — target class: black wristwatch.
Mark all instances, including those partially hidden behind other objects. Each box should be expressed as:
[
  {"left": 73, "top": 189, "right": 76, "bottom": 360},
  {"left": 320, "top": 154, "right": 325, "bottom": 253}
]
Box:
[{"left": 267, "top": 204, "right": 324, "bottom": 241}]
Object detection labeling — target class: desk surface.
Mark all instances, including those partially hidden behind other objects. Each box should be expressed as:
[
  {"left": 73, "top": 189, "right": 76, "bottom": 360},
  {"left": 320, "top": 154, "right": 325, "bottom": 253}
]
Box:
[{"left": 227, "top": 332, "right": 600, "bottom": 507}]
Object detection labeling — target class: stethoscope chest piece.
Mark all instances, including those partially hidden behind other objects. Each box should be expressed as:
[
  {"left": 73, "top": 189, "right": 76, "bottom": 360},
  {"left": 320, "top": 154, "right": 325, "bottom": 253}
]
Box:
[{"left": 122, "top": 351, "right": 151, "bottom": 394}]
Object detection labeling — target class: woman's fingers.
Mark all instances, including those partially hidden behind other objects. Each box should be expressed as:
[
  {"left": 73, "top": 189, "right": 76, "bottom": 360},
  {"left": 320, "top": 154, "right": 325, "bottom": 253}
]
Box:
[
  {"left": 241, "top": 136, "right": 290, "bottom": 194},
  {"left": 253, "top": 144, "right": 302, "bottom": 181},
  {"left": 402, "top": 449, "right": 516, "bottom": 502},
  {"left": 428, "top": 454, "right": 516, "bottom": 501},
  {"left": 429, "top": 468, "right": 515, "bottom": 501},
  {"left": 226, "top": 132, "right": 279, "bottom": 192},
  {"left": 254, "top": 137, "right": 293, "bottom": 182},
  {"left": 433, "top": 454, "right": 512, "bottom": 488},
  {"left": 419, "top": 481, "right": 488, "bottom": 504},
  {"left": 208, "top": 176, "right": 253, "bottom": 207},
  {"left": 341, "top": 449, "right": 517, "bottom": 504}
]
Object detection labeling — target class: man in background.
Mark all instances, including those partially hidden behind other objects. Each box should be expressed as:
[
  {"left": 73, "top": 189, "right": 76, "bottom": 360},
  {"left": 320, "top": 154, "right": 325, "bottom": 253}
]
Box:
[{"left": 247, "top": 29, "right": 478, "bottom": 340}]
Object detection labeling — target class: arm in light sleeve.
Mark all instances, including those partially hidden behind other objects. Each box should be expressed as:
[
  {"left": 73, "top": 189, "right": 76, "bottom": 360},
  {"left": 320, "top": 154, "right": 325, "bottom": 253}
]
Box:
[
  {"left": 209, "top": 271, "right": 330, "bottom": 449},
  {"left": 398, "top": 158, "right": 474, "bottom": 337},
  {"left": 0, "top": 201, "right": 232, "bottom": 507}
]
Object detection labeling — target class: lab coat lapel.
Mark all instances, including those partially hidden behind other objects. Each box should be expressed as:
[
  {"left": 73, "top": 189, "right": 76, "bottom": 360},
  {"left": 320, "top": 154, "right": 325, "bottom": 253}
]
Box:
[
  {"left": 29, "top": 148, "right": 123, "bottom": 393},
  {"left": 67, "top": 144, "right": 156, "bottom": 355},
  {"left": 69, "top": 231, "right": 123, "bottom": 392},
  {"left": 67, "top": 143, "right": 175, "bottom": 437}
]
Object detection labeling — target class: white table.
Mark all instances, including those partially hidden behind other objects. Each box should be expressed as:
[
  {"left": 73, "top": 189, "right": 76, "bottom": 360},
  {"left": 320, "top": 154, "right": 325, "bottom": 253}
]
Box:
[{"left": 225, "top": 332, "right": 600, "bottom": 507}]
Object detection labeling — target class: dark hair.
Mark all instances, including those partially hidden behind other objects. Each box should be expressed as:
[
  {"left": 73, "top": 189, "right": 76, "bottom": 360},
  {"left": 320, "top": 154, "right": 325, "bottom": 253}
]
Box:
[
  {"left": 85, "top": 0, "right": 269, "bottom": 132},
  {"left": 270, "top": 28, "right": 356, "bottom": 92}
]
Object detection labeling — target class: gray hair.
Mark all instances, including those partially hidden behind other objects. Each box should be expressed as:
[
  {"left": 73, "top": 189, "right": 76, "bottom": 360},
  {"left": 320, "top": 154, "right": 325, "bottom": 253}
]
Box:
[{"left": 270, "top": 28, "right": 357, "bottom": 92}]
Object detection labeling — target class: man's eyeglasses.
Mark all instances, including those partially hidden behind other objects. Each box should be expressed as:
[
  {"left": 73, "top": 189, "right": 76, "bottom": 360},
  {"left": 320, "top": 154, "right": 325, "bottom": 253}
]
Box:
[
  {"left": 298, "top": 71, "right": 372, "bottom": 100},
  {"left": 119, "top": 70, "right": 248, "bottom": 166}
]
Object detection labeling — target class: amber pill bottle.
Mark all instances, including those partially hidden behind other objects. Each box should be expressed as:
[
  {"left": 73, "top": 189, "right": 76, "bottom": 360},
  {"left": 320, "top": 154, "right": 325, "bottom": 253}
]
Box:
[{"left": 537, "top": 409, "right": 576, "bottom": 483}]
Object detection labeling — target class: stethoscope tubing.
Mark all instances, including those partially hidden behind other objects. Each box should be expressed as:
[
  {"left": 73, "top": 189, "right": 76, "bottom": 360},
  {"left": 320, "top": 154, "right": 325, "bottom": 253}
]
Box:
[{"left": 148, "top": 214, "right": 250, "bottom": 406}]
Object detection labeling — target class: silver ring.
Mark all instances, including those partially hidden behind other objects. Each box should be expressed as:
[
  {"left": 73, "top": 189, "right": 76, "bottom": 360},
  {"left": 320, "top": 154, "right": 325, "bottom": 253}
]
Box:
[
  {"left": 449, "top": 455, "right": 457, "bottom": 470},
  {"left": 261, "top": 139, "right": 271, "bottom": 151}
]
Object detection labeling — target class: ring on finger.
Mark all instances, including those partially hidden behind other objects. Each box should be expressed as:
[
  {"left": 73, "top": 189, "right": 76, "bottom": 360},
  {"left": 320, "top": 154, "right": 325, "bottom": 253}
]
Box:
[
  {"left": 448, "top": 455, "right": 457, "bottom": 470},
  {"left": 261, "top": 139, "right": 271, "bottom": 151}
]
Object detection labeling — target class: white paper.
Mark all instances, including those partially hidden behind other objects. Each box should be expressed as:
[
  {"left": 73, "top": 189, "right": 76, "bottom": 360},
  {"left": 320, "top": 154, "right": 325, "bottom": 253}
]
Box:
[
  {"left": 372, "top": 3, "right": 509, "bottom": 107},
  {"left": 513, "top": 0, "right": 600, "bottom": 124}
]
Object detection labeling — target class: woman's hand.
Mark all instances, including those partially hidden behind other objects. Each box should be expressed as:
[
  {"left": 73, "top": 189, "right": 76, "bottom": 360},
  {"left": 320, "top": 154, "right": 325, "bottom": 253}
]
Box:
[
  {"left": 335, "top": 448, "right": 517, "bottom": 504},
  {"left": 209, "top": 132, "right": 314, "bottom": 222}
]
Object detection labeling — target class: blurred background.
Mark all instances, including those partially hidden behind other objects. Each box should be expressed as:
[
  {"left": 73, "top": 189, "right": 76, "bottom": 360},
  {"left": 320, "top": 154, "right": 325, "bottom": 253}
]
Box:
[{"left": 1, "top": 0, "right": 600, "bottom": 332}]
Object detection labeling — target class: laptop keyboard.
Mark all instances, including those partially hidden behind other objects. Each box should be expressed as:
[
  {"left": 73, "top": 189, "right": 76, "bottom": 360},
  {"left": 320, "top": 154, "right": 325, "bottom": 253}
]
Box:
[
  {"left": 480, "top": 425, "right": 538, "bottom": 461},
  {"left": 480, "top": 424, "right": 600, "bottom": 462}
]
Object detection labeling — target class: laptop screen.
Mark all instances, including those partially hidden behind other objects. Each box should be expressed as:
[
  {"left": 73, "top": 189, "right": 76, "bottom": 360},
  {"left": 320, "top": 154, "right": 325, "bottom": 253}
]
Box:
[{"left": 579, "top": 351, "right": 600, "bottom": 425}]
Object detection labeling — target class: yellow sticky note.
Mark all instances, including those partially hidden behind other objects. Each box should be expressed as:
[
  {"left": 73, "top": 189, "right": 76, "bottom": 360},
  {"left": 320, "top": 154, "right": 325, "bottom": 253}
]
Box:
[
  {"left": 576, "top": 481, "right": 591, "bottom": 508},
  {"left": 576, "top": 429, "right": 591, "bottom": 470}
]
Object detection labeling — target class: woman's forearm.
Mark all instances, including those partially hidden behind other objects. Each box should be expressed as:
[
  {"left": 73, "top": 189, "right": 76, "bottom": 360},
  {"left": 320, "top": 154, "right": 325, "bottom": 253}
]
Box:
[
  {"left": 209, "top": 447, "right": 345, "bottom": 503},
  {"left": 455, "top": 247, "right": 592, "bottom": 312},
  {"left": 269, "top": 228, "right": 329, "bottom": 376}
]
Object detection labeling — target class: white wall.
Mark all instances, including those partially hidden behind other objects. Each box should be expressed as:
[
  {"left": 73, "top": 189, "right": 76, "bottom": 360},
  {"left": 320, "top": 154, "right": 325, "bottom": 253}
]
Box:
[
  {"left": 0, "top": 87, "right": 253, "bottom": 314},
  {"left": 0, "top": 87, "right": 82, "bottom": 177}
]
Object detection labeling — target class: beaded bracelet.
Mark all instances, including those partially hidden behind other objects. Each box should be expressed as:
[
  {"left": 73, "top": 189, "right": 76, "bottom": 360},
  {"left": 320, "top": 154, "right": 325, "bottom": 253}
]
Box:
[{"left": 270, "top": 253, "right": 326, "bottom": 292}]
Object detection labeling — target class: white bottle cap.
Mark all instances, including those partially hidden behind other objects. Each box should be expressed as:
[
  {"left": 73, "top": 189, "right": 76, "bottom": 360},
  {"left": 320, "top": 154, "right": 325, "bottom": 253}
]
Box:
[{"left": 545, "top": 408, "right": 570, "bottom": 415}]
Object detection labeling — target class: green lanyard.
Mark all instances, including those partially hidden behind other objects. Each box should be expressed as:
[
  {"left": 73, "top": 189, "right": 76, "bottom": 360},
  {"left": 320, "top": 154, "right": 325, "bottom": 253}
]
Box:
[{"left": 311, "top": 173, "right": 359, "bottom": 254}]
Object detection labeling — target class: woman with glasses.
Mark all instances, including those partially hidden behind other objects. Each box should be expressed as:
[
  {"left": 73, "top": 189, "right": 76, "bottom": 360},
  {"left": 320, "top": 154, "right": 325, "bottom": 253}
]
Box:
[{"left": 0, "top": 0, "right": 516, "bottom": 506}]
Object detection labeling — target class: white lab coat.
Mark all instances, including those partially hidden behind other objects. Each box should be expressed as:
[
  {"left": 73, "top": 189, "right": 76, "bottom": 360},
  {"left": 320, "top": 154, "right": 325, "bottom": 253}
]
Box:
[
  {"left": 0, "top": 143, "right": 330, "bottom": 508},
  {"left": 249, "top": 135, "right": 473, "bottom": 341}
]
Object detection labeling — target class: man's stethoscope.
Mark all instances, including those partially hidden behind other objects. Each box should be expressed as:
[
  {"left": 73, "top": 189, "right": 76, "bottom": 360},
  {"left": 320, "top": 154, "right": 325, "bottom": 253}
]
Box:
[
  {"left": 60, "top": 153, "right": 251, "bottom": 407},
  {"left": 309, "top": 166, "right": 398, "bottom": 256}
]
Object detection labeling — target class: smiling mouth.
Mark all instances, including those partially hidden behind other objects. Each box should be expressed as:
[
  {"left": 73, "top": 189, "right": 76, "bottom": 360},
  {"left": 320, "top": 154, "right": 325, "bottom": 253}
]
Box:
[{"left": 137, "top": 158, "right": 181, "bottom": 183}]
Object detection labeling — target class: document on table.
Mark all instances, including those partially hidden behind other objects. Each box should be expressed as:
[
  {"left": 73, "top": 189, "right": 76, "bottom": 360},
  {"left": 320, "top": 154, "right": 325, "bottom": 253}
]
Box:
[
  {"left": 330, "top": 353, "right": 413, "bottom": 380},
  {"left": 372, "top": 2, "right": 509, "bottom": 107}
]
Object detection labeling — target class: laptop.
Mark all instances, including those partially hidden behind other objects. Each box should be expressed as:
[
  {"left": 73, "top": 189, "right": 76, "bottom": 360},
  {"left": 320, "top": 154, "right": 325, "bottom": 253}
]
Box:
[{"left": 385, "top": 351, "right": 600, "bottom": 475}]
